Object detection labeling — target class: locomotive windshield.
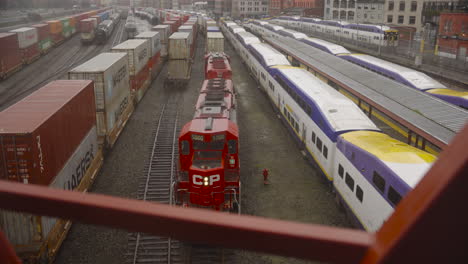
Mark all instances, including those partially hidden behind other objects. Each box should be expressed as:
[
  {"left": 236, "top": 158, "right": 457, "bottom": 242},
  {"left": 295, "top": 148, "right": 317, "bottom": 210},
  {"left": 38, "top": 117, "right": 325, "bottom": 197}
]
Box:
[
  {"left": 192, "top": 133, "right": 225, "bottom": 150},
  {"left": 192, "top": 151, "right": 222, "bottom": 169}
]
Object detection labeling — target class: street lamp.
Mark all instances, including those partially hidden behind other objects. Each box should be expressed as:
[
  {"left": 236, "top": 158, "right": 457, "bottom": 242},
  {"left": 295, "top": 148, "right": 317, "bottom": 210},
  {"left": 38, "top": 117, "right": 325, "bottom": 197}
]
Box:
[{"left": 378, "top": 24, "right": 382, "bottom": 55}]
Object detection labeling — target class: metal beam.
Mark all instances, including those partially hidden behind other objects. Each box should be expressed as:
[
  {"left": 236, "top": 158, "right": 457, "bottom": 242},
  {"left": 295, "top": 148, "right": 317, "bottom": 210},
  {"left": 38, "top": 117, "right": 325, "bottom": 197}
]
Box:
[
  {"left": 0, "top": 180, "right": 371, "bottom": 264},
  {"left": 362, "top": 123, "right": 468, "bottom": 263}
]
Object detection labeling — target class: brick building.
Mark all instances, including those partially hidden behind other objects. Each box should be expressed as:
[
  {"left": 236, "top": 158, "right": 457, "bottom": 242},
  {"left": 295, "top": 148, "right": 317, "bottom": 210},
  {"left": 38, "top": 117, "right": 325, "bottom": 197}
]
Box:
[
  {"left": 269, "top": 0, "right": 324, "bottom": 17},
  {"left": 437, "top": 12, "right": 468, "bottom": 59}
]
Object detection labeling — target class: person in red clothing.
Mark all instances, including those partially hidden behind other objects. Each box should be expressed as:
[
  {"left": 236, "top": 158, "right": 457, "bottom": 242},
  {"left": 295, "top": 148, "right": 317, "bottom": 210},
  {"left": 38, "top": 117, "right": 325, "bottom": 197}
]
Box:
[{"left": 263, "top": 168, "right": 269, "bottom": 185}]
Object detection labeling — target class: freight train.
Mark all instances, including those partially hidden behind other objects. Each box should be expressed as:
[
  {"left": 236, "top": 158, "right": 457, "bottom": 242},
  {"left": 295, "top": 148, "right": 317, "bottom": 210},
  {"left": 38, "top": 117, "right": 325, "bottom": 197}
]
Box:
[
  {"left": 176, "top": 53, "right": 240, "bottom": 212},
  {"left": 1, "top": 30, "right": 163, "bottom": 262},
  {"left": 247, "top": 20, "right": 468, "bottom": 109},
  {"left": 221, "top": 21, "right": 437, "bottom": 231},
  {"left": 270, "top": 16, "right": 399, "bottom": 47},
  {"left": 0, "top": 7, "right": 113, "bottom": 79},
  {"left": 95, "top": 13, "right": 121, "bottom": 44}
]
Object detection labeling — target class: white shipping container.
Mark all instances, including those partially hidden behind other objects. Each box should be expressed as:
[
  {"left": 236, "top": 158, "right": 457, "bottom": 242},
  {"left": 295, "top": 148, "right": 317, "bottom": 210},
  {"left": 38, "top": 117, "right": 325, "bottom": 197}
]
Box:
[
  {"left": 135, "top": 31, "right": 161, "bottom": 57},
  {"left": 206, "top": 32, "right": 224, "bottom": 53},
  {"left": 152, "top": 25, "right": 170, "bottom": 44},
  {"left": 168, "top": 59, "right": 191, "bottom": 80},
  {"left": 1, "top": 126, "right": 98, "bottom": 247},
  {"left": 68, "top": 53, "right": 131, "bottom": 138},
  {"left": 178, "top": 25, "right": 193, "bottom": 33},
  {"left": 111, "top": 39, "right": 150, "bottom": 76},
  {"left": 169, "top": 32, "right": 191, "bottom": 60},
  {"left": 10, "top": 27, "right": 38, "bottom": 48}
]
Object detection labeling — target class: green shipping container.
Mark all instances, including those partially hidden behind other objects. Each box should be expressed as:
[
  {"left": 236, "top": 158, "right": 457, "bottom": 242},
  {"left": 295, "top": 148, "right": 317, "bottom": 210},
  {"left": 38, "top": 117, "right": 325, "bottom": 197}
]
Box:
[
  {"left": 62, "top": 26, "right": 72, "bottom": 38},
  {"left": 60, "top": 18, "right": 70, "bottom": 28},
  {"left": 38, "top": 38, "right": 53, "bottom": 53}
]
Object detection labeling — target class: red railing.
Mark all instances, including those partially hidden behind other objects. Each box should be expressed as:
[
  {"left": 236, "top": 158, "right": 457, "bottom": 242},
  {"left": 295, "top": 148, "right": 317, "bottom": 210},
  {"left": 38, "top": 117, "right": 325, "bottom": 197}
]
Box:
[{"left": 1, "top": 123, "right": 468, "bottom": 263}]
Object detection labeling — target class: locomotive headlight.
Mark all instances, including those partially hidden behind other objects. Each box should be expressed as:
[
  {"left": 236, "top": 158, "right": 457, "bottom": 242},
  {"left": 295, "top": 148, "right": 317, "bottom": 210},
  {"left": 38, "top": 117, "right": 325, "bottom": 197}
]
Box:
[{"left": 203, "top": 177, "right": 209, "bottom": 186}]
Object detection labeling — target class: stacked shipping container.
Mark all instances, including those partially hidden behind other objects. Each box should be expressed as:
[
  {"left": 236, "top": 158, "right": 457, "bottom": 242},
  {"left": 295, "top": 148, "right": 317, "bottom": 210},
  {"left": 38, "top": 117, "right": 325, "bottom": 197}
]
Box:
[
  {"left": 9, "top": 27, "right": 40, "bottom": 64},
  {"left": 0, "top": 80, "right": 103, "bottom": 263},
  {"left": 47, "top": 20, "right": 63, "bottom": 44},
  {"left": 135, "top": 31, "right": 162, "bottom": 82},
  {"left": 68, "top": 53, "right": 134, "bottom": 148},
  {"left": 152, "top": 25, "right": 171, "bottom": 57},
  {"left": 206, "top": 32, "right": 224, "bottom": 53},
  {"left": 168, "top": 32, "right": 193, "bottom": 83},
  {"left": 0, "top": 33, "right": 22, "bottom": 78},
  {"left": 32, "top": 24, "right": 52, "bottom": 54},
  {"left": 111, "top": 40, "right": 151, "bottom": 103}
]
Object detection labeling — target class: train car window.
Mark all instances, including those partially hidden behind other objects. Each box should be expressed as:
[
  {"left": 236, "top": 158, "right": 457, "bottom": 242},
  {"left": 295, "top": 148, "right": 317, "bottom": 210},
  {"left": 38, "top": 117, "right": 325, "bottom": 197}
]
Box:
[
  {"left": 388, "top": 186, "right": 402, "bottom": 206},
  {"left": 356, "top": 185, "right": 364, "bottom": 202},
  {"left": 295, "top": 122, "right": 299, "bottom": 132},
  {"left": 268, "top": 81, "right": 274, "bottom": 91},
  {"left": 372, "top": 171, "right": 386, "bottom": 193},
  {"left": 345, "top": 173, "right": 355, "bottom": 191},
  {"left": 338, "top": 164, "right": 344, "bottom": 178},
  {"left": 323, "top": 146, "right": 328, "bottom": 159},
  {"left": 316, "top": 137, "right": 323, "bottom": 152},
  {"left": 181, "top": 140, "right": 190, "bottom": 155},
  {"left": 228, "top": 140, "right": 237, "bottom": 154},
  {"left": 312, "top": 131, "right": 316, "bottom": 143},
  {"left": 306, "top": 105, "right": 312, "bottom": 115},
  {"left": 261, "top": 72, "right": 266, "bottom": 81}
]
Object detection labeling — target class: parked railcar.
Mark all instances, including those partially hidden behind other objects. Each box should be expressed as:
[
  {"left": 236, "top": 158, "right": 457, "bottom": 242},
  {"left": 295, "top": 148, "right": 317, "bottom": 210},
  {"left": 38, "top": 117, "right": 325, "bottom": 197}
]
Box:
[
  {"left": 177, "top": 78, "right": 240, "bottom": 212},
  {"left": 95, "top": 20, "right": 115, "bottom": 44},
  {"left": 338, "top": 54, "right": 468, "bottom": 109},
  {"left": 221, "top": 21, "right": 437, "bottom": 232},
  {"left": 270, "top": 16, "right": 399, "bottom": 47}
]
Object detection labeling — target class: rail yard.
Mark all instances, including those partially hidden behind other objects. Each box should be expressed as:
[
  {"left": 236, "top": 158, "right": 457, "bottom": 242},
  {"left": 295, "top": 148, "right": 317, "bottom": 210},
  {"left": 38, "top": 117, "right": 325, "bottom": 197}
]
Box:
[{"left": 1, "top": 5, "right": 467, "bottom": 264}]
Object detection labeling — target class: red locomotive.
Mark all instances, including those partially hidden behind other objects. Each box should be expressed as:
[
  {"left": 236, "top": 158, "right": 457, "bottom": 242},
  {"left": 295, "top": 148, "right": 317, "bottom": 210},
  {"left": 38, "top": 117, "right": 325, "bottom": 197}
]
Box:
[
  {"left": 177, "top": 77, "right": 240, "bottom": 212},
  {"left": 204, "top": 52, "right": 232, "bottom": 80}
]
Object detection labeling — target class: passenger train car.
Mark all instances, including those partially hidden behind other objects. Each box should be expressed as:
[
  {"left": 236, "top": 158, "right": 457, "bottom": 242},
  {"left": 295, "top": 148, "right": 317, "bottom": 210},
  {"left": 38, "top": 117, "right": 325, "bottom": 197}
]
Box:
[
  {"left": 221, "top": 21, "right": 436, "bottom": 231},
  {"left": 270, "top": 16, "right": 398, "bottom": 46},
  {"left": 338, "top": 54, "right": 468, "bottom": 109},
  {"left": 247, "top": 20, "right": 468, "bottom": 109},
  {"left": 177, "top": 78, "right": 240, "bottom": 212}
]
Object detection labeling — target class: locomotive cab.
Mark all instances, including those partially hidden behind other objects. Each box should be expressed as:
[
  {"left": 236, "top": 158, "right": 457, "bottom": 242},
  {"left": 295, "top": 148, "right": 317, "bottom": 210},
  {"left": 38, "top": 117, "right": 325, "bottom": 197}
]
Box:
[{"left": 178, "top": 118, "right": 239, "bottom": 210}]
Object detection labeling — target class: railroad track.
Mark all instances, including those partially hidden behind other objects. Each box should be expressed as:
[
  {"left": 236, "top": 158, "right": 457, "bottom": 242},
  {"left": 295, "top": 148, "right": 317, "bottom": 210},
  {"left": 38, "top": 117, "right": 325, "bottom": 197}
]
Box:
[{"left": 127, "top": 102, "right": 184, "bottom": 264}]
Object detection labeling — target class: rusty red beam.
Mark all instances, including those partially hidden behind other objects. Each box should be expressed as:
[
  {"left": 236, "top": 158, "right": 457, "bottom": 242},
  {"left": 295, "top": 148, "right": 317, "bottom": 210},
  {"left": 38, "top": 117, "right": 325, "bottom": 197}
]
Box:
[
  {"left": 362, "top": 123, "right": 468, "bottom": 263},
  {"left": 0, "top": 180, "right": 371, "bottom": 263},
  {"left": 0, "top": 229, "right": 21, "bottom": 264}
]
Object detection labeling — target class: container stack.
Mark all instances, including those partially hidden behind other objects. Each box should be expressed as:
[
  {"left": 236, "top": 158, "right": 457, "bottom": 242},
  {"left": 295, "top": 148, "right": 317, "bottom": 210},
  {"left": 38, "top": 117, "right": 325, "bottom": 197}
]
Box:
[
  {"left": 68, "top": 53, "right": 134, "bottom": 148},
  {"left": 47, "top": 20, "right": 63, "bottom": 44},
  {"left": 0, "top": 33, "right": 22, "bottom": 79},
  {"left": 152, "top": 25, "right": 170, "bottom": 57},
  {"left": 135, "top": 31, "right": 162, "bottom": 81},
  {"left": 32, "top": 24, "right": 52, "bottom": 54},
  {"left": 206, "top": 32, "right": 224, "bottom": 53},
  {"left": 111, "top": 39, "right": 151, "bottom": 103},
  {"left": 9, "top": 27, "right": 39, "bottom": 64},
  {"left": 61, "top": 17, "right": 73, "bottom": 39},
  {"left": 0, "top": 80, "right": 103, "bottom": 263},
  {"left": 167, "top": 32, "right": 193, "bottom": 86}
]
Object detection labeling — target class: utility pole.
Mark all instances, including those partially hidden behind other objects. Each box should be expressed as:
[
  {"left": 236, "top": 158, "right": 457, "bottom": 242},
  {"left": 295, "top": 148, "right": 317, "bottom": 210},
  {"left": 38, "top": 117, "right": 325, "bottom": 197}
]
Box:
[{"left": 415, "top": 23, "right": 430, "bottom": 66}]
